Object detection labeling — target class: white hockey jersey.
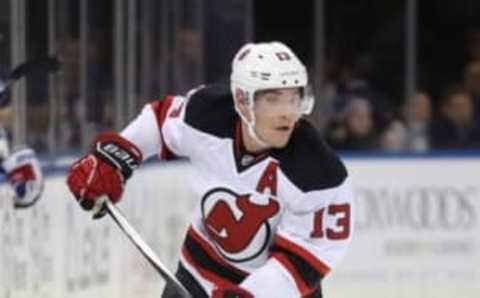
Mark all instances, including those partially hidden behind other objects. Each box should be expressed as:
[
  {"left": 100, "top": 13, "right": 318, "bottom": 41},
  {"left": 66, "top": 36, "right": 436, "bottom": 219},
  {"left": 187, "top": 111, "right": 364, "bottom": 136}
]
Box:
[{"left": 121, "top": 85, "right": 354, "bottom": 298}]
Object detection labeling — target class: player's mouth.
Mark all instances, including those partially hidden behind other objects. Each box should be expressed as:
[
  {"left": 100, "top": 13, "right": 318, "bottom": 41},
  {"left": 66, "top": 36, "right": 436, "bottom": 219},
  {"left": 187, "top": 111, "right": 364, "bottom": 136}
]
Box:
[{"left": 275, "top": 125, "right": 292, "bottom": 132}]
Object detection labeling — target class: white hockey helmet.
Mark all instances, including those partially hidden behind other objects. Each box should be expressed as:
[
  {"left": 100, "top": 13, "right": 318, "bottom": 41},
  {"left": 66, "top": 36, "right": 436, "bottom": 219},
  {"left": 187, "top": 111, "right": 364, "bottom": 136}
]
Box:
[
  {"left": 230, "top": 42, "right": 314, "bottom": 147},
  {"left": 230, "top": 41, "right": 314, "bottom": 116}
]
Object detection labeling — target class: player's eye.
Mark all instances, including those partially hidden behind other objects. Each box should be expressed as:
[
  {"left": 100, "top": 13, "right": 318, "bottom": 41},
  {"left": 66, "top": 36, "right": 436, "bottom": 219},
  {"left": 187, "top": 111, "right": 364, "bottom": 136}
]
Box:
[{"left": 265, "top": 95, "right": 280, "bottom": 104}]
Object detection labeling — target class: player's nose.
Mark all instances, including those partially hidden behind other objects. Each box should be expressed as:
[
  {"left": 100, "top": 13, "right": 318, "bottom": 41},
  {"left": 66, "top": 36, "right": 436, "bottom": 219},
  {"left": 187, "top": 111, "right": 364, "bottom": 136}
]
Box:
[{"left": 277, "top": 101, "right": 298, "bottom": 120}]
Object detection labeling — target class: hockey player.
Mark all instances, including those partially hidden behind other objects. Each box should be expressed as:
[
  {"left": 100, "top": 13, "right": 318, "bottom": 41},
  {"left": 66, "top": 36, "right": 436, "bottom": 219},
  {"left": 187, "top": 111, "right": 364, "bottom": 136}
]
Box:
[
  {"left": 0, "top": 56, "right": 58, "bottom": 208},
  {"left": 0, "top": 86, "right": 44, "bottom": 209},
  {"left": 67, "top": 41, "right": 354, "bottom": 297}
]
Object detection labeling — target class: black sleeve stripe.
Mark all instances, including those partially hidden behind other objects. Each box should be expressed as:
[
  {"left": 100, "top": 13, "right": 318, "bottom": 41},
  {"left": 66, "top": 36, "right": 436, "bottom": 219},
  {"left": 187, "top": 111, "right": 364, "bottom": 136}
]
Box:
[
  {"left": 184, "top": 84, "right": 237, "bottom": 138},
  {"left": 184, "top": 232, "right": 247, "bottom": 284},
  {"left": 270, "top": 244, "right": 324, "bottom": 289}
]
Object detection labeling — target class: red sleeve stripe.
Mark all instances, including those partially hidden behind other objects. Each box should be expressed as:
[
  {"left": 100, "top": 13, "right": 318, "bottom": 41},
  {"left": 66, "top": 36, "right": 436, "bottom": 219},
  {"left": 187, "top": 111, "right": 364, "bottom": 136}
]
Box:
[
  {"left": 271, "top": 252, "right": 316, "bottom": 296},
  {"left": 150, "top": 96, "right": 176, "bottom": 159},
  {"left": 275, "top": 235, "right": 331, "bottom": 275},
  {"left": 234, "top": 120, "right": 242, "bottom": 157}
]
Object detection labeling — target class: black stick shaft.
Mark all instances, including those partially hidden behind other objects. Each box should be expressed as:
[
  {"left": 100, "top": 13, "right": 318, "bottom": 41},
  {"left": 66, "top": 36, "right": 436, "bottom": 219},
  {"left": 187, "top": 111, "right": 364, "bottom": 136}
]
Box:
[{"left": 103, "top": 199, "right": 192, "bottom": 298}]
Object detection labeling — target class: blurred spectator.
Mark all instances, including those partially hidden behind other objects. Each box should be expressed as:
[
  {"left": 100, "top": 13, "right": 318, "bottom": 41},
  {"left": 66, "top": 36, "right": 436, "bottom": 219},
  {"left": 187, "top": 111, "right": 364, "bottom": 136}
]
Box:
[
  {"left": 325, "top": 97, "right": 377, "bottom": 150},
  {"left": 332, "top": 65, "right": 371, "bottom": 111},
  {"left": 0, "top": 86, "right": 13, "bottom": 128},
  {"left": 466, "top": 29, "right": 480, "bottom": 62},
  {"left": 429, "top": 85, "right": 480, "bottom": 149},
  {"left": 0, "top": 65, "right": 12, "bottom": 126},
  {"left": 379, "top": 119, "right": 408, "bottom": 152},
  {"left": 0, "top": 64, "right": 13, "bottom": 128},
  {"left": 0, "top": 64, "right": 9, "bottom": 102},
  {"left": 57, "top": 37, "right": 81, "bottom": 149},
  {"left": 324, "top": 116, "right": 347, "bottom": 149},
  {"left": 57, "top": 36, "right": 111, "bottom": 149},
  {"left": 330, "top": 55, "right": 394, "bottom": 136},
  {"left": 173, "top": 27, "right": 202, "bottom": 94},
  {"left": 463, "top": 60, "right": 480, "bottom": 119},
  {"left": 403, "top": 91, "right": 433, "bottom": 152}
]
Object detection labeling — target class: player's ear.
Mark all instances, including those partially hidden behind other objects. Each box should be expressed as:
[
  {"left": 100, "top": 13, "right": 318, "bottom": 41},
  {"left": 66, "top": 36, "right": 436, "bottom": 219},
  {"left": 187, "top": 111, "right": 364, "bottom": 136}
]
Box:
[
  {"left": 233, "top": 89, "right": 251, "bottom": 120},
  {"left": 234, "top": 88, "right": 247, "bottom": 105},
  {"left": 233, "top": 88, "right": 250, "bottom": 116}
]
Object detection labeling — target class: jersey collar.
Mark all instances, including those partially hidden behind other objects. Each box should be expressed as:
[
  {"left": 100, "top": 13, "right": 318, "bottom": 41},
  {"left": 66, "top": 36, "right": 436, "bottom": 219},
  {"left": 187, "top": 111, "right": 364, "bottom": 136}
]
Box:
[{"left": 233, "top": 120, "right": 270, "bottom": 172}]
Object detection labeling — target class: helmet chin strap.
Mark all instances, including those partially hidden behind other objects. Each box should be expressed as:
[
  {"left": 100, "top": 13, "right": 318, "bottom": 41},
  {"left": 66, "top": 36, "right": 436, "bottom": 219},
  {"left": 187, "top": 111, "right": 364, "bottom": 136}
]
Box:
[
  {"left": 245, "top": 119, "right": 269, "bottom": 150},
  {"left": 234, "top": 103, "right": 270, "bottom": 150}
]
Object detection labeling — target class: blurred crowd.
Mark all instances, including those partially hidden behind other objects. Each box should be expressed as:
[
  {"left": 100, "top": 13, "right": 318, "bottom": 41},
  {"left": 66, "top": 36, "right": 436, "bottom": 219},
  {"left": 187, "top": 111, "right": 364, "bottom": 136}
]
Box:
[
  {"left": 2, "top": 31, "right": 480, "bottom": 154},
  {"left": 1, "top": 0, "right": 480, "bottom": 154},
  {"left": 319, "top": 30, "right": 480, "bottom": 153}
]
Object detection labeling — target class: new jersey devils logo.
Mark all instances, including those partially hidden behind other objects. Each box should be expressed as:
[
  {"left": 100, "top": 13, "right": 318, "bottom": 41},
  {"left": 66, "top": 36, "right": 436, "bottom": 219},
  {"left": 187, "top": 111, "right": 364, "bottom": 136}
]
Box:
[{"left": 201, "top": 188, "right": 280, "bottom": 263}]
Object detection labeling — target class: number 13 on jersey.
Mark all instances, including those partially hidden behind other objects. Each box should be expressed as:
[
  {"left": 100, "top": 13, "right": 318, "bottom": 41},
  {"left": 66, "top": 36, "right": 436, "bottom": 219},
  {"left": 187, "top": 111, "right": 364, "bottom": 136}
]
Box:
[{"left": 310, "top": 203, "right": 351, "bottom": 240}]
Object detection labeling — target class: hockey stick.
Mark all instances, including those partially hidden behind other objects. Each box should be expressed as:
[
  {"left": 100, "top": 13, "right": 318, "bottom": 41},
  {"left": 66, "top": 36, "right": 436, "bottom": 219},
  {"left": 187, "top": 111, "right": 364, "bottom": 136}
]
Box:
[
  {"left": 98, "top": 197, "right": 192, "bottom": 298},
  {"left": 8, "top": 56, "right": 60, "bottom": 81},
  {"left": 0, "top": 56, "right": 61, "bottom": 96}
]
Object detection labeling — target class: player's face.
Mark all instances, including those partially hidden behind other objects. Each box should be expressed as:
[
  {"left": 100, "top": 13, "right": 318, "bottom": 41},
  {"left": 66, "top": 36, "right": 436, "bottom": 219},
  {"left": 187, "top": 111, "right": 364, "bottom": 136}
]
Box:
[{"left": 253, "top": 88, "right": 302, "bottom": 149}]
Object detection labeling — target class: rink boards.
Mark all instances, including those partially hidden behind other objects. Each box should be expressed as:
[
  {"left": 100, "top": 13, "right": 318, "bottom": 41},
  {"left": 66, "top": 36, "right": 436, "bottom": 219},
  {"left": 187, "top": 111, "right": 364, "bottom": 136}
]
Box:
[{"left": 0, "top": 157, "right": 479, "bottom": 298}]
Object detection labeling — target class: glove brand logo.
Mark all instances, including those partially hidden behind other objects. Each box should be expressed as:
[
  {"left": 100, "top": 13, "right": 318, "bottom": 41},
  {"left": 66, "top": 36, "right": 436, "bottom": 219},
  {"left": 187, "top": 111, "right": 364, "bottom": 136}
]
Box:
[
  {"left": 201, "top": 187, "right": 280, "bottom": 262},
  {"left": 98, "top": 143, "right": 139, "bottom": 170},
  {"left": 14, "top": 152, "right": 35, "bottom": 163}
]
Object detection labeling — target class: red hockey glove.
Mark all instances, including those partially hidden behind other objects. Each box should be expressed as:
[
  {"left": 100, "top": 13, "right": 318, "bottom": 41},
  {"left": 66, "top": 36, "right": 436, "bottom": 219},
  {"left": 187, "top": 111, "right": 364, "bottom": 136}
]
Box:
[
  {"left": 66, "top": 132, "right": 142, "bottom": 215},
  {"left": 212, "top": 285, "right": 253, "bottom": 298}
]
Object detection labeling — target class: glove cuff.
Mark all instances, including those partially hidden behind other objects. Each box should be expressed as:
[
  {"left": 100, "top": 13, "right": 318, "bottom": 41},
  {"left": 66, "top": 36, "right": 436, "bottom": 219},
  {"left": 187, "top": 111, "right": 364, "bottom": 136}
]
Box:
[{"left": 92, "top": 132, "right": 143, "bottom": 180}]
